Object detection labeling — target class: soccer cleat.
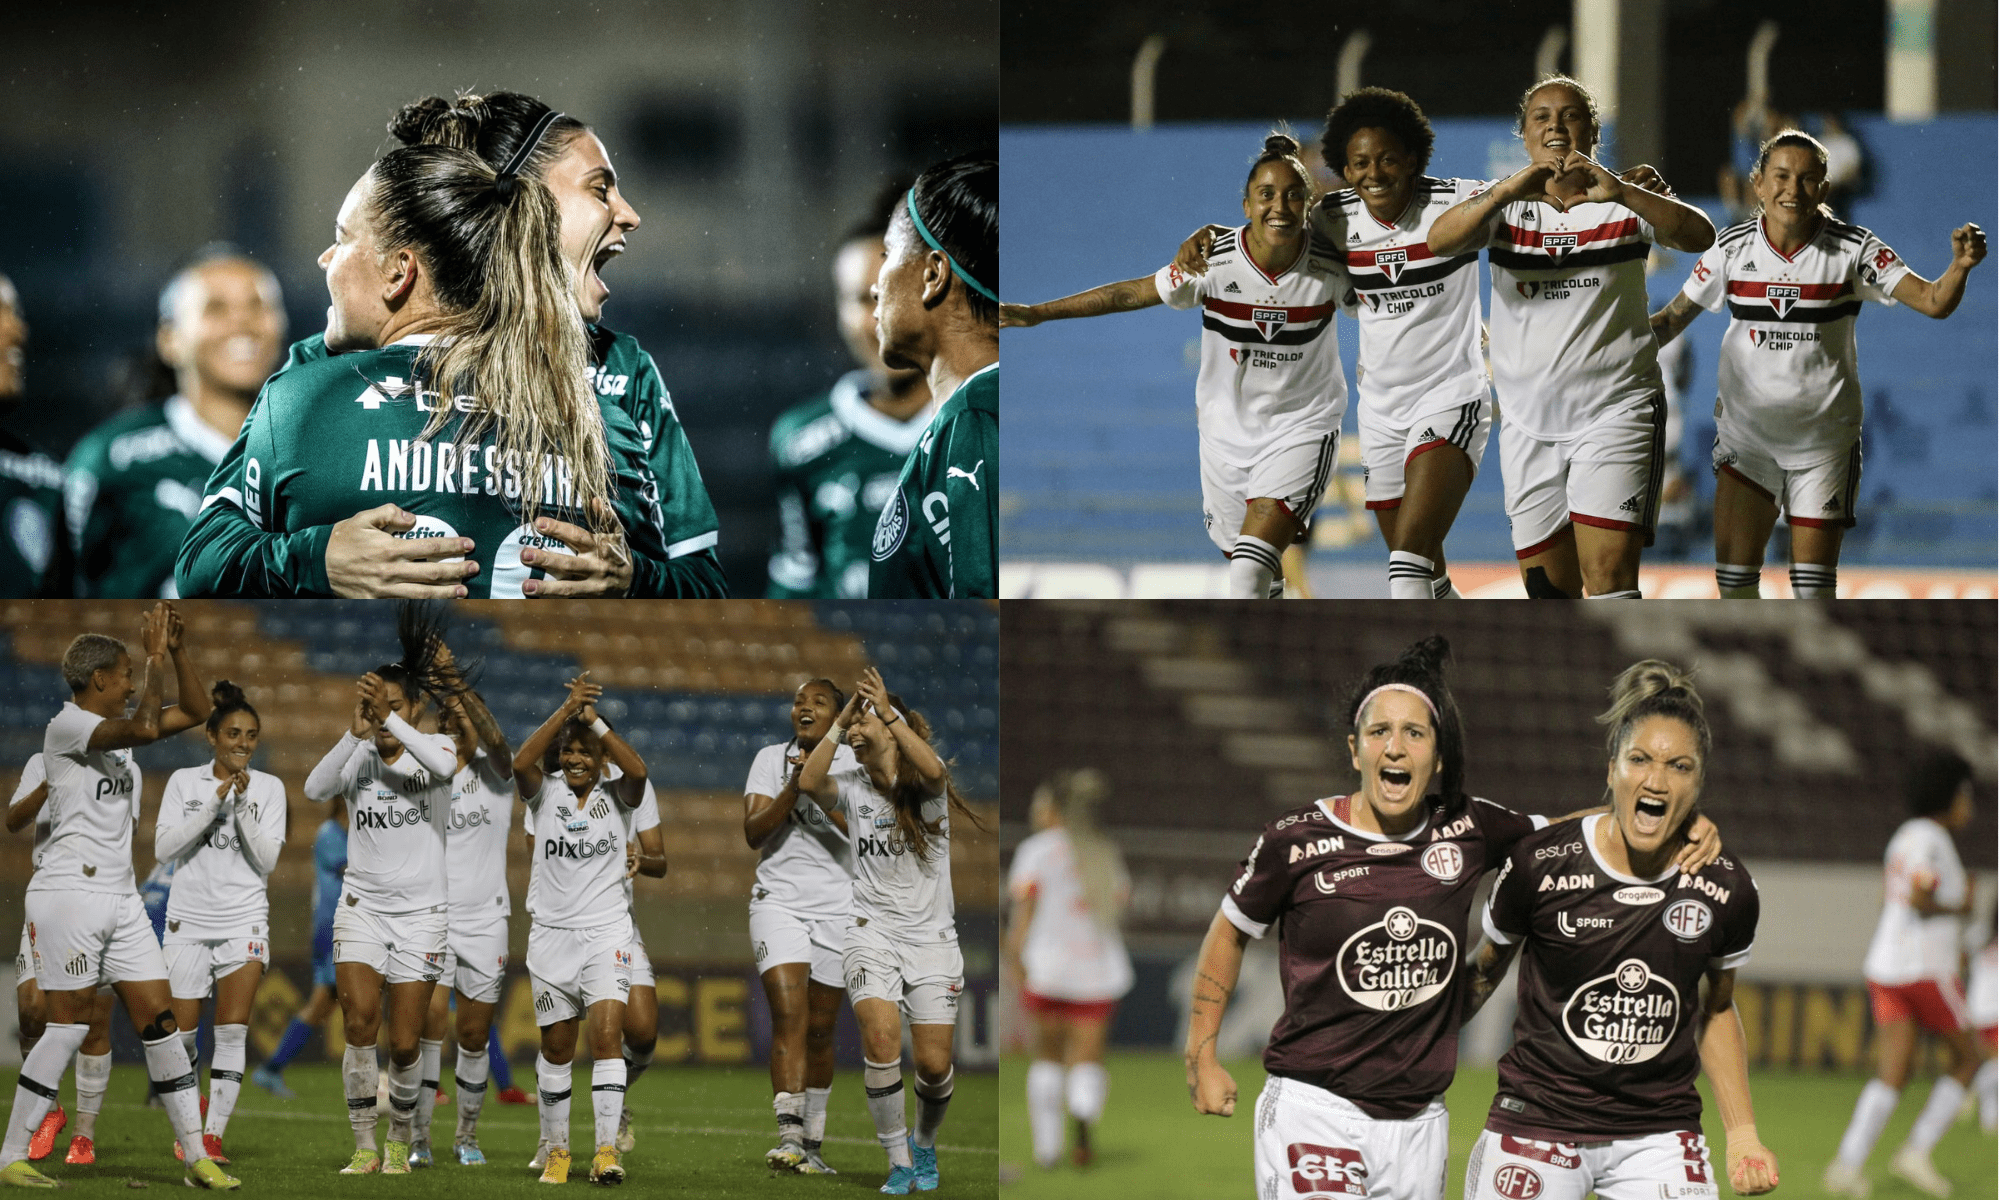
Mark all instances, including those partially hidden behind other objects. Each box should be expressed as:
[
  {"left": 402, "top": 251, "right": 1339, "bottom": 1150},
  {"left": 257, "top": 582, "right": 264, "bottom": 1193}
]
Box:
[
  {"left": 203, "top": 1134, "right": 229, "bottom": 1164},
  {"left": 615, "top": 1106, "right": 635, "bottom": 1153},
  {"left": 26, "top": 1104, "right": 64, "bottom": 1162},
  {"left": 250, "top": 1066, "right": 294, "bottom": 1099},
  {"left": 879, "top": 1164, "right": 921, "bottom": 1194},
  {"left": 497, "top": 1086, "right": 531, "bottom": 1106},
  {"left": 909, "top": 1138, "right": 938, "bottom": 1192},
  {"left": 589, "top": 1145, "right": 623, "bottom": 1186},
  {"left": 63, "top": 1136, "right": 93, "bottom": 1166},
  {"left": 408, "top": 1138, "right": 432, "bottom": 1169},
  {"left": 340, "top": 1148, "right": 381, "bottom": 1174},
  {"left": 0, "top": 1160, "right": 58, "bottom": 1188},
  {"left": 1822, "top": 1158, "right": 1872, "bottom": 1198},
  {"left": 381, "top": 1139, "right": 411, "bottom": 1175},
  {"left": 184, "top": 1158, "right": 241, "bottom": 1191},
  {"left": 1889, "top": 1146, "right": 1952, "bottom": 1198},
  {"left": 1073, "top": 1117, "right": 1093, "bottom": 1168},
  {"left": 766, "top": 1142, "right": 807, "bottom": 1172},
  {"left": 528, "top": 1139, "right": 550, "bottom": 1169},
  {"left": 798, "top": 1148, "right": 838, "bottom": 1175},
  {"left": 454, "top": 1137, "right": 486, "bottom": 1166},
  {"left": 538, "top": 1147, "right": 571, "bottom": 1185}
]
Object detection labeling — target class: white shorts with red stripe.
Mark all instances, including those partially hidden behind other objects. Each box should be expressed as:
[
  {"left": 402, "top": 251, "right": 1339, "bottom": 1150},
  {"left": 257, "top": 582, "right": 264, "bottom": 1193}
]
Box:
[
  {"left": 1868, "top": 977, "right": 1971, "bottom": 1035},
  {"left": 1200, "top": 431, "right": 1340, "bottom": 554},
  {"left": 1499, "top": 395, "right": 1666, "bottom": 555},
  {"left": 1362, "top": 394, "right": 1493, "bottom": 509},
  {"left": 1712, "top": 431, "right": 1860, "bottom": 529},
  {"left": 1251, "top": 1074, "right": 1449, "bottom": 1200},
  {"left": 1465, "top": 1129, "right": 1719, "bottom": 1200}
]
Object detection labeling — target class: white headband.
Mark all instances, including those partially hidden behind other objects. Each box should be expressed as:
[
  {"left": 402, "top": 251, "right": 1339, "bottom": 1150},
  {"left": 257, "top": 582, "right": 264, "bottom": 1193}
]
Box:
[{"left": 1355, "top": 683, "right": 1439, "bottom": 726}]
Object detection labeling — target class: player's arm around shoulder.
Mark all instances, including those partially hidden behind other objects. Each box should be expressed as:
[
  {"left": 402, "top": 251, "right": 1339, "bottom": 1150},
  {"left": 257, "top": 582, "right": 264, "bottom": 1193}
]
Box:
[
  {"left": 1001, "top": 269, "right": 1174, "bottom": 327},
  {"left": 1464, "top": 840, "right": 1533, "bottom": 1022}
]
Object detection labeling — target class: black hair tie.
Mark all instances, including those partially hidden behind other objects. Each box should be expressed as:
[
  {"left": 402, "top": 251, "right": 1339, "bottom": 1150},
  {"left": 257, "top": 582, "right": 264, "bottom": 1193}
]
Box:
[{"left": 494, "top": 108, "right": 566, "bottom": 200}]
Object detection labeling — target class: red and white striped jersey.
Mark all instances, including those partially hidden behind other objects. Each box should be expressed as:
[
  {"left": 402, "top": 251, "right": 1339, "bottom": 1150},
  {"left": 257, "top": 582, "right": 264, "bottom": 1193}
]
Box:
[
  {"left": 1483, "top": 197, "right": 1661, "bottom": 441},
  {"left": 1316, "top": 177, "right": 1489, "bottom": 422},
  {"left": 1681, "top": 216, "right": 1909, "bottom": 468},
  {"left": 1155, "top": 225, "right": 1348, "bottom": 468}
]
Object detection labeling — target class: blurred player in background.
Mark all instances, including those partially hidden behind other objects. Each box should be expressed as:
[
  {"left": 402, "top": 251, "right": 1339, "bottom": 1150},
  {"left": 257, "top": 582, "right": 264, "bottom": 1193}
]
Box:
[
  {"left": 869, "top": 154, "right": 999, "bottom": 599},
  {"left": 1651, "top": 130, "right": 1986, "bottom": 600},
  {"left": 1826, "top": 750, "right": 1992, "bottom": 1198},
  {"left": 768, "top": 184, "right": 936, "bottom": 599},
  {"left": 252, "top": 793, "right": 346, "bottom": 1099},
  {"left": 1006, "top": 769, "right": 1131, "bottom": 1170},
  {"left": 0, "top": 274, "right": 70, "bottom": 597},
  {"left": 68, "top": 248, "right": 284, "bottom": 598}
]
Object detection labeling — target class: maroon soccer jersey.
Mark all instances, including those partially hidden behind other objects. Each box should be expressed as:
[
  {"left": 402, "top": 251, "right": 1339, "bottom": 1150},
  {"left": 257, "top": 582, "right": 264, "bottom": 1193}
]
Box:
[
  {"left": 1220, "top": 793, "right": 1543, "bottom": 1118},
  {"left": 1482, "top": 814, "right": 1759, "bottom": 1141}
]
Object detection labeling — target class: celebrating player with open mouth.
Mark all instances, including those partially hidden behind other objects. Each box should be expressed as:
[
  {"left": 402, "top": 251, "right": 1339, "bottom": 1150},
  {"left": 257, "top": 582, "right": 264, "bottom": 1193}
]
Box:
[
  {"left": 1462, "top": 661, "right": 1776, "bottom": 1199},
  {"left": 1650, "top": 129, "right": 1986, "bottom": 599},
  {"left": 1429, "top": 76, "right": 1715, "bottom": 598}
]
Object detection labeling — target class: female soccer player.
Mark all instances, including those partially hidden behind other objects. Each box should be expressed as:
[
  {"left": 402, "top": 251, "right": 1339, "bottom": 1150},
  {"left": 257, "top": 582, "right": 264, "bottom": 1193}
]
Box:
[
  {"left": 1650, "top": 130, "right": 1986, "bottom": 599},
  {"left": 1185, "top": 638, "right": 1721, "bottom": 1200},
  {"left": 869, "top": 153, "right": 998, "bottom": 599},
  {"left": 1005, "top": 134, "right": 1340, "bottom": 599},
  {"left": 1429, "top": 76, "right": 1715, "bottom": 598},
  {"left": 1825, "top": 750, "right": 1991, "bottom": 1197},
  {"left": 513, "top": 673, "right": 648, "bottom": 1186},
  {"left": 1, "top": 604, "right": 236, "bottom": 1190},
  {"left": 1462, "top": 661, "right": 1776, "bottom": 1198},
  {"left": 155, "top": 681, "right": 286, "bottom": 1164},
  {"left": 797, "top": 668, "right": 982, "bottom": 1193},
  {"left": 1007, "top": 769, "right": 1132, "bottom": 1169},
  {"left": 744, "top": 679, "right": 857, "bottom": 1173},
  {"left": 302, "top": 609, "right": 471, "bottom": 1175}
]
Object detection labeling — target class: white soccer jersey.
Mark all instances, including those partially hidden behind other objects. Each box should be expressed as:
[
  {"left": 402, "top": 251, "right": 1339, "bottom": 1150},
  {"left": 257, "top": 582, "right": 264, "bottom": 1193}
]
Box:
[
  {"left": 745, "top": 739, "right": 857, "bottom": 919},
  {"left": 11, "top": 753, "right": 51, "bottom": 868},
  {"left": 621, "top": 778, "right": 661, "bottom": 907},
  {"left": 1970, "top": 942, "right": 1997, "bottom": 1029},
  {"left": 304, "top": 722, "right": 458, "bottom": 914},
  {"left": 31, "top": 702, "right": 144, "bottom": 897},
  {"left": 834, "top": 771, "right": 955, "bottom": 943},
  {"left": 1483, "top": 196, "right": 1662, "bottom": 441},
  {"left": 1863, "top": 816, "right": 1967, "bottom": 985},
  {"left": 524, "top": 775, "right": 630, "bottom": 930},
  {"left": 1154, "top": 224, "right": 1349, "bottom": 469},
  {"left": 446, "top": 750, "right": 513, "bottom": 923},
  {"left": 156, "top": 764, "right": 286, "bottom": 937},
  {"left": 1316, "top": 177, "right": 1490, "bottom": 420},
  {"left": 1681, "top": 216, "right": 1910, "bottom": 468},
  {"left": 1007, "top": 827, "right": 1133, "bottom": 1003}
]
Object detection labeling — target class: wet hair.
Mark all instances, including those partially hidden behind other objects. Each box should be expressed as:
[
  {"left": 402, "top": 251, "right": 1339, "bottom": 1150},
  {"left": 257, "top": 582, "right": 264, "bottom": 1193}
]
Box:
[
  {"left": 543, "top": 717, "right": 606, "bottom": 775},
  {"left": 892, "top": 153, "right": 997, "bottom": 325},
  {"left": 205, "top": 679, "right": 259, "bottom": 735},
  {"left": 840, "top": 178, "right": 914, "bottom": 248},
  {"left": 1596, "top": 660, "right": 1711, "bottom": 770},
  {"left": 369, "top": 602, "right": 464, "bottom": 715},
  {"left": 1341, "top": 636, "right": 1466, "bottom": 805},
  {"left": 1321, "top": 88, "right": 1435, "bottom": 175},
  {"left": 1036, "top": 769, "right": 1124, "bottom": 927},
  {"left": 157, "top": 242, "right": 283, "bottom": 327},
  {"left": 1907, "top": 749, "right": 1973, "bottom": 818},
  {"left": 870, "top": 691, "right": 987, "bottom": 863},
  {"left": 388, "top": 90, "right": 591, "bottom": 178},
  {"left": 61, "top": 634, "right": 128, "bottom": 693},
  {"left": 1244, "top": 131, "right": 1317, "bottom": 203},
  {"left": 1515, "top": 74, "right": 1602, "bottom": 148}
]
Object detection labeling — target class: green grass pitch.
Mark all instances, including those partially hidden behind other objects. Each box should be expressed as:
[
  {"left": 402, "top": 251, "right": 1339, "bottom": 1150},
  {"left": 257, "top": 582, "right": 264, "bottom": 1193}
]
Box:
[
  {"left": 0, "top": 1063, "right": 996, "bottom": 1197},
  {"left": 999, "top": 1053, "right": 1997, "bottom": 1199}
]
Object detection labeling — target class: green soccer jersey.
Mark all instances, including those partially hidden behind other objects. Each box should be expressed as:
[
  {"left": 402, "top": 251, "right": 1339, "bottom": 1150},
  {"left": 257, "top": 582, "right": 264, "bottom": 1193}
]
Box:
[
  {"left": 176, "top": 337, "right": 676, "bottom": 598},
  {"left": 0, "top": 429, "right": 70, "bottom": 597},
  {"left": 66, "top": 396, "right": 237, "bottom": 598},
  {"left": 868, "top": 362, "right": 997, "bottom": 599},
  {"left": 280, "top": 327, "right": 726, "bottom": 596},
  {"left": 767, "top": 370, "right": 936, "bottom": 599}
]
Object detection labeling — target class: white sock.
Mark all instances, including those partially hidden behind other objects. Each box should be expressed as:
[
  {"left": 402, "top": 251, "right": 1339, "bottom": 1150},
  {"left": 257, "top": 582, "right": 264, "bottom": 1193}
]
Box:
[
  {"left": 536, "top": 1055, "right": 573, "bottom": 1151},
  {"left": 863, "top": 1058, "right": 911, "bottom": 1169},
  {"left": 385, "top": 1052, "right": 421, "bottom": 1144},
  {"left": 1790, "top": 563, "right": 1836, "bottom": 599},
  {"left": 913, "top": 1067, "right": 953, "bottom": 1150},
  {"left": 1903, "top": 1075, "right": 1967, "bottom": 1155},
  {"left": 622, "top": 1038, "right": 654, "bottom": 1090},
  {"left": 1975, "top": 1058, "right": 1997, "bottom": 1130},
  {"left": 413, "top": 1038, "right": 442, "bottom": 1145},
  {"left": 1433, "top": 573, "right": 1460, "bottom": 599},
  {"left": 1588, "top": 589, "right": 1642, "bottom": 599},
  {"left": 142, "top": 1031, "right": 206, "bottom": 1162},
  {"left": 803, "top": 1085, "right": 831, "bottom": 1150},
  {"left": 1066, "top": 1061, "right": 1108, "bottom": 1123},
  {"left": 774, "top": 1090, "right": 805, "bottom": 1147},
  {"left": 207, "top": 1024, "right": 248, "bottom": 1138},
  {"left": 591, "top": 1058, "right": 625, "bottom": 1151},
  {"left": 1227, "top": 535, "right": 1282, "bottom": 599},
  {"left": 1835, "top": 1077, "right": 1900, "bottom": 1168},
  {"left": 74, "top": 1051, "right": 110, "bottom": 1141},
  {"left": 1388, "top": 551, "right": 1435, "bottom": 599},
  {"left": 343, "top": 1043, "right": 380, "bottom": 1150},
  {"left": 0, "top": 1022, "right": 87, "bottom": 1162},
  {"left": 454, "top": 1042, "right": 490, "bottom": 1140},
  {"left": 1025, "top": 1060, "right": 1065, "bottom": 1168},
  {"left": 1716, "top": 563, "right": 1761, "bottom": 598},
  {"left": 179, "top": 1029, "right": 198, "bottom": 1074}
]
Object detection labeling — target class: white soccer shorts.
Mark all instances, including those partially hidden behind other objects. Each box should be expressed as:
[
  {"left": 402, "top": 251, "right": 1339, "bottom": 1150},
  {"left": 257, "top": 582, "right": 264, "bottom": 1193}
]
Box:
[
  {"left": 1199, "top": 431, "right": 1341, "bottom": 554},
  {"left": 1713, "top": 431, "right": 1860, "bottom": 529},
  {"left": 1499, "top": 395, "right": 1665, "bottom": 555},
  {"left": 527, "top": 919, "right": 636, "bottom": 1023},
  {"left": 440, "top": 916, "right": 509, "bottom": 1004},
  {"left": 629, "top": 925, "right": 655, "bottom": 991},
  {"left": 332, "top": 901, "right": 447, "bottom": 986},
  {"left": 842, "top": 923, "right": 963, "bottom": 1026},
  {"left": 1464, "top": 1128, "right": 1719, "bottom": 1200},
  {"left": 1361, "top": 395, "right": 1493, "bottom": 509},
  {"left": 1251, "top": 1074, "right": 1449, "bottom": 1200},
  {"left": 163, "top": 933, "right": 269, "bottom": 1000},
  {"left": 26, "top": 891, "right": 168, "bottom": 990},
  {"left": 749, "top": 902, "right": 847, "bottom": 989}
]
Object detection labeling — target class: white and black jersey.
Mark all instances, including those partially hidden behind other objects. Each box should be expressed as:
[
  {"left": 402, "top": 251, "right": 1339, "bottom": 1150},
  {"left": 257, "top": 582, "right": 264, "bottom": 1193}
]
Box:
[
  {"left": 302, "top": 719, "right": 458, "bottom": 914},
  {"left": 524, "top": 775, "right": 630, "bottom": 930},
  {"left": 834, "top": 772, "right": 955, "bottom": 944},
  {"left": 156, "top": 764, "right": 286, "bottom": 938},
  {"left": 31, "top": 703, "right": 144, "bottom": 898},
  {"left": 446, "top": 750, "right": 513, "bottom": 924}
]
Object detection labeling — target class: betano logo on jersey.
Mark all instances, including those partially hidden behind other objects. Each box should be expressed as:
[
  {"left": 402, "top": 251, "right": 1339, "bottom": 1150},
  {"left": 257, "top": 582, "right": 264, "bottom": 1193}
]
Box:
[
  {"left": 1334, "top": 904, "right": 1456, "bottom": 1012},
  {"left": 1561, "top": 957, "right": 1680, "bottom": 1064}
]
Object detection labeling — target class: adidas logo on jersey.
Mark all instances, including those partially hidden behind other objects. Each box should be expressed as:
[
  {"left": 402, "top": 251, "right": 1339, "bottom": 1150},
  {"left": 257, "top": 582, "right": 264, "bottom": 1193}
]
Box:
[
  {"left": 1741, "top": 260, "right": 1758, "bottom": 273},
  {"left": 1619, "top": 494, "right": 1643, "bottom": 513},
  {"left": 1348, "top": 232, "right": 1360, "bottom": 243},
  {"left": 1224, "top": 281, "right": 1241, "bottom": 293},
  {"left": 1419, "top": 427, "right": 1438, "bottom": 442},
  {"left": 1823, "top": 496, "right": 1843, "bottom": 512}
]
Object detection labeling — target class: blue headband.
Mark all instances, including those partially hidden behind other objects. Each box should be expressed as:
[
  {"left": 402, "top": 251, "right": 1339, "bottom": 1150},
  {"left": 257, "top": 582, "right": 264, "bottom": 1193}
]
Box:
[{"left": 905, "top": 189, "right": 997, "bottom": 303}]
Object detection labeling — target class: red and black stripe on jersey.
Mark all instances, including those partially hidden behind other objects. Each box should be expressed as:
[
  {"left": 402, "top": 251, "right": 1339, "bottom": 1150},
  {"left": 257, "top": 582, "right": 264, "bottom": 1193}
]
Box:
[
  {"left": 1489, "top": 216, "right": 1651, "bottom": 273},
  {"left": 1715, "top": 216, "right": 1871, "bottom": 323},
  {"left": 1323, "top": 178, "right": 1480, "bottom": 292},
  {"left": 1199, "top": 229, "right": 1342, "bottom": 346}
]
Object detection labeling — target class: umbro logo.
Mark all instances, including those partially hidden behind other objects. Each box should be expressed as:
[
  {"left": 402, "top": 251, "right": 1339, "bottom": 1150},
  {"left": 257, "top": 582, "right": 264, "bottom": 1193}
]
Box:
[{"left": 1224, "top": 281, "right": 1241, "bottom": 293}]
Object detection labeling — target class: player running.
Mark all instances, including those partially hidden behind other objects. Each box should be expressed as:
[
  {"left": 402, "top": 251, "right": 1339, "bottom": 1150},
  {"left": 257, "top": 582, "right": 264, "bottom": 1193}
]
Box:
[
  {"left": 251, "top": 792, "right": 346, "bottom": 1098},
  {"left": 1429, "top": 76, "right": 1715, "bottom": 598},
  {"left": 1649, "top": 129, "right": 1986, "bottom": 599},
  {"left": 302, "top": 607, "right": 472, "bottom": 1175},
  {"left": 1005, "top": 133, "right": 1341, "bottom": 599},
  {"left": 513, "top": 673, "right": 648, "bottom": 1186},
  {"left": 1461, "top": 661, "right": 1776, "bottom": 1198},
  {"left": 744, "top": 679, "right": 858, "bottom": 1174},
  {"left": 1825, "top": 750, "right": 1991, "bottom": 1198},
  {"left": 154, "top": 681, "right": 286, "bottom": 1165},
  {"left": 868, "top": 154, "right": 998, "bottom": 599},
  {"left": 1007, "top": 769, "right": 1132, "bottom": 1170},
  {"left": 0, "top": 603, "right": 238, "bottom": 1190}
]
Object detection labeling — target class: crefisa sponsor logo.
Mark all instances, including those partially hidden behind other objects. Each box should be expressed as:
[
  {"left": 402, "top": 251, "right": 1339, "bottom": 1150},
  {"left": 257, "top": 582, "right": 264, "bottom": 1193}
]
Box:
[
  {"left": 1562, "top": 957, "right": 1680, "bottom": 1064},
  {"left": 1336, "top": 904, "right": 1457, "bottom": 1011}
]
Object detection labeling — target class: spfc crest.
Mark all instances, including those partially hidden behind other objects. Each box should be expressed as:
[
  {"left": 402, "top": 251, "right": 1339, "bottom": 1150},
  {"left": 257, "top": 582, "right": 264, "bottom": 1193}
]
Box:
[
  {"left": 1374, "top": 247, "right": 1408, "bottom": 283},
  {"left": 1251, "top": 308, "right": 1288, "bottom": 340},
  {"left": 1765, "top": 285, "right": 1800, "bottom": 318},
  {"left": 1541, "top": 233, "right": 1578, "bottom": 261}
]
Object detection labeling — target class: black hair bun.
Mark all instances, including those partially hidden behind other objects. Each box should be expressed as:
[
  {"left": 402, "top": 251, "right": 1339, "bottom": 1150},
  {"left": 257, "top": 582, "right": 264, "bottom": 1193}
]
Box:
[
  {"left": 1398, "top": 635, "right": 1451, "bottom": 676},
  {"left": 1263, "top": 133, "right": 1301, "bottom": 156},
  {"left": 388, "top": 94, "right": 485, "bottom": 150}
]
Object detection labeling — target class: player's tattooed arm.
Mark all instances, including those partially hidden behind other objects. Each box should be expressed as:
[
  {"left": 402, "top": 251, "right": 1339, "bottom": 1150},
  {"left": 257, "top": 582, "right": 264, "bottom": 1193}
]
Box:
[
  {"left": 1185, "top": 911, "right": 1250, "bottom": 1117},
  {"left": 1462, "top": 935, "right": 1521, "bottom": 1024},
  {"left": 1000, "top": 277, "right": 1165, "bottom": 328},
  {"left": 1649, "top": 292, "right": 1705, "bottom": 346},
  {"left": 1891, "top": 223, "right": 1988, "bottom": 318}
]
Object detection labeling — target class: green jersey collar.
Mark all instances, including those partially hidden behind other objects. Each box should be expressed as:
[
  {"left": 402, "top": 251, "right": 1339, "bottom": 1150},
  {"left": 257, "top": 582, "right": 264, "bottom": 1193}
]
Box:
[
  {"left": 829, "top": 369, "right": 937, "bottom": 456},
  {"left": 162, "top": 395, "right": 236, "bottom": 467}
]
